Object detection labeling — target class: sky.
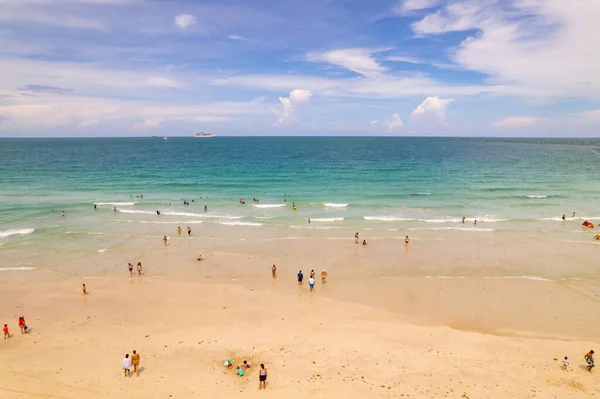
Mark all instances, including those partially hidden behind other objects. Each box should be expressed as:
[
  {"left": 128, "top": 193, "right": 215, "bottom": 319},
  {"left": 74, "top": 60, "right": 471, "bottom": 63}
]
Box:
[{"left": 1, "top": 0, "right": 600, "bottom": 137}]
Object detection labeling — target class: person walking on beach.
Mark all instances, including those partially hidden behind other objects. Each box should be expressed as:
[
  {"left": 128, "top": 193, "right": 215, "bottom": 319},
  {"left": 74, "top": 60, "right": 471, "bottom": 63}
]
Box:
[
  {"left": 321, "top": 269, "right": 327, "bottom": 284},
  {"left": 137, "top": 262, "right": 142, "bottom": 276},
  {"left": 177, "top": 226, "right": 182, "bottom": 236},
  {"left": 310, "top": 270, "right": 315, "bottom": 280},
  {"left": 163, "top": 235, "right": 168, "bottom": 246},
  {"left": 131, "top": 350, "right": 140, "bottom": 376},
  {"left": 18, "top": 316, "right": 28, "bottom": 334},
  {"left": 258, "top": 363, "right": 267, "bottom": 389},
  {"left": 354, "top": 232, "right": 359, "bottom": 244},
  {"left": 128, "top": 263, "right": 134, "bottom": 277},
  {"left": 3, "top": 324, "right": 9, "bottom": 339},
  {"left": 122, "top": 354, "right": 132, "bottom": 377},
  {"left": 405, "top": 236, "right": 410, "bottom": 246},
  {"left": 204, "top": 205, "right": 207, "bottom": 212},
  {"left": 585, "top": 350, "right": 595, "bottom": 372},
  {"left": 309, "top": 276, "right": 315, "bottom": 292},
  {"left": 187, "top": 226, "right": 191, "bottom": 236},
  {"left": 562, "top": 356, "right": 569, "bottom": 370},
  {"left": 82, "top": 284, "right": 87, "bottom": 295},
  {"left": 297, "top": 270, "right": 304, "bottom": 285},
  {"left": 272, "top": 264, "right": 277, "bottom": 278}
]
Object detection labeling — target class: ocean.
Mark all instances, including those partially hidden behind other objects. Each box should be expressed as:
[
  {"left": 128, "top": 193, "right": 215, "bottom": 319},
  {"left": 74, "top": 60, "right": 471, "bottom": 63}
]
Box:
[{"left": 1, "top": 137, "right": 600, "bottom": 256}]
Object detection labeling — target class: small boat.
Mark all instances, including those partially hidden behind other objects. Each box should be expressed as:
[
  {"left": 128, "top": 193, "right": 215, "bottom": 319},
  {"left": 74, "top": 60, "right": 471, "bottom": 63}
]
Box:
[
  {"left": 193, "top": 132, "right": 215, "bottom": 138},
  {"left": 163, "top": 136, "right": 168, "bottom": 141}
]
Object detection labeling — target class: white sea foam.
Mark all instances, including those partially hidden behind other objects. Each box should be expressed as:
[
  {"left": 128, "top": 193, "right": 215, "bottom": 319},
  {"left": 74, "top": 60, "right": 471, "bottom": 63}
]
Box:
[
  {"left": 310, "top": 217, "right": 344, "bottom": 222},
  {"left": 364, "top": 228, "right": 399, "bottom": 231},
  {"left": 97, "top": 249, "right": 107, "bottom": 253},
  {"left": 410, "top": 227, "right": 495, "bottom": 232},
  {"left": 218, "top": 221, "right": 263, "bottom": 227},
  {"left": 118, "top": 209, "right": 155, "bottom": 215},
  {"left": 0, "top": 267, "right": 36, "bottom": 271},
  {"left": 95, "top": 202, "right": 136, "bottom": 206},
  {"left": 253, "top": 204, "right": 286, "bottom": 209},
  {"left": 364, "top": 216, "right": 413, "bottom": 221},
  {"left": 0, "top": 228, "right": 35, "bottom": 238},
  {"left": 418, "top": 217, "right": 506, "bottom": 223},
  {"left": 526, "top": 195, "right": 548, "bottom": 199},
  {"left": 324, "top": 203, "right": 349, "bottom": 208},
  {"left": 116, "top": 219, "right": 204, "bottom": 224}
]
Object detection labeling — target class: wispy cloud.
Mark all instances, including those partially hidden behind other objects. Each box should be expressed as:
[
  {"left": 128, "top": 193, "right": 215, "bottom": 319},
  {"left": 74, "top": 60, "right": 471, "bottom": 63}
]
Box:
[
  {"left": 18, "top": 85, "right": 73, "bottom": 94},
  {"left": 306, "top": 48, "right": 386, "bottom": 77},
  {"left": 395, "top": 0, "right": 443, "bottom": 15},
  {"left": 227, "top": 34, "right": 252, "bottom": 41},
  {"left": 492, "top": 117, "right": 543, "bottom": 128},
  {"left": 174, "top": 14, "right": 196, "bottom": 30}
]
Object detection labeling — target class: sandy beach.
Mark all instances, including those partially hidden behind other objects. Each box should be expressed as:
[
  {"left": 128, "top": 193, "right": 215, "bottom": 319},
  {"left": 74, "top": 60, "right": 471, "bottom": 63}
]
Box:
[{"left": 2, "top": 230, "right": 600, "bottom": 398}]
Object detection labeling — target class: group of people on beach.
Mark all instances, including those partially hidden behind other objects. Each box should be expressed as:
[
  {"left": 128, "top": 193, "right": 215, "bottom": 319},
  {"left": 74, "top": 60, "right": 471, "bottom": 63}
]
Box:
[
  {"left": 127, "top": 262, "right": 143, "bottom": 276},
  {"left": 224, "top": 359, "right": 268, "bottom": 389},
  {"left": 296, "top": 269, "right": 327, "bottom": 292},
  {"left": 122, "top": 350, "right": 141, "bottom": 377},
  {"left": 3, "top": 316, "right": 29, "bottom": 339},
  {"left": 561, "top": 350, "right": 595, "bottom": 372},
  {"left": 353, "top": 232, "right": 409, "bottom": 247}
]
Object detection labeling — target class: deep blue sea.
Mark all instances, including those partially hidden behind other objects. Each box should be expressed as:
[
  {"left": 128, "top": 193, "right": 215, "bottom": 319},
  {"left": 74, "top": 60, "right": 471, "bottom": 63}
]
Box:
[{"left": 1, "top": 137, "right": 600, "bottom": 248}]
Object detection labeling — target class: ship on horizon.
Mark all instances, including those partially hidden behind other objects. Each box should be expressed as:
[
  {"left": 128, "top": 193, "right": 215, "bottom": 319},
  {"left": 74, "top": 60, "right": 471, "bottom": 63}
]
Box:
[{"left": 193, "top": 132, "right": 215, "bottom": 138}]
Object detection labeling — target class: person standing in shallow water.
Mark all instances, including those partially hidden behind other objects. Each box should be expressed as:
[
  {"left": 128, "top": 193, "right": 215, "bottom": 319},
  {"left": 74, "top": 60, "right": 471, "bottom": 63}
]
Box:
[
  {"left": 187, "top": 226, "right": 191, "bottom": 236},
  {"left": 177, "top": 226, "right": 182, "bottom": 236},
  {"left": 405, "top": 236, "right": 409, "bottom": 246}
]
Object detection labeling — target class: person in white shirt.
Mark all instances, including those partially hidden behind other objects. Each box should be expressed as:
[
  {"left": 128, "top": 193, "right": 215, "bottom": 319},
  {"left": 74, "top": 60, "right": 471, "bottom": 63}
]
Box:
[
  {"left": 122, "top": 354, "right": 132, "bottom": 377},
  {"left": 562, "top": 356, "right": 569, "bottom": 370},
  {"left": 309, "top": 277, "right": 315, "bottom": 292}
]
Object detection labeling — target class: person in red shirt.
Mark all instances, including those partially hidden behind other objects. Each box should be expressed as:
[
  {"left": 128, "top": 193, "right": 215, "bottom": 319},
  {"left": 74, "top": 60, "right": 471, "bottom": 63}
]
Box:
[
  {"left": 18, "top": 316, "right": 28, "bottom": 334},
  {"left": 3, "top": 324, "right": 9, "bottom": 339}
]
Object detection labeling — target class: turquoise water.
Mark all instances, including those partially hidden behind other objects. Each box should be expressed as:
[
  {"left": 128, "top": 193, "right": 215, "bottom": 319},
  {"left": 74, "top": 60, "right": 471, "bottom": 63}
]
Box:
[{"left": 1, "top": 137, "right": 600, "bottom": 249}]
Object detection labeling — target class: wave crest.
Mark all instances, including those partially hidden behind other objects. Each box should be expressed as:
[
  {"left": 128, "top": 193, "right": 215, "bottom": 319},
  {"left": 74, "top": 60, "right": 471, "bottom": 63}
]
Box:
[{"left": 0, "top": 228, "right": 35, "bottom": 238}]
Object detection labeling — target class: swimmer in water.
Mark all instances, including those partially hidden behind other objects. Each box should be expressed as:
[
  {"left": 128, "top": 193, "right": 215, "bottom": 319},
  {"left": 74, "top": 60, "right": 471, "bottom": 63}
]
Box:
[
  {"left": 562, "top": 214, "right": 566, "bottom": 221},
  {"left": 114, "top": 206, "right": 117, "bottom": 212},
  {"left": 94, "top": 204, "right": 97, "bottom": 210},
  {"left": 308, "top": 217, "right": 310, "bottom": 224},
  {"left": 156, "top": 210, "right": 161, "bottom": 215},
  {"left": 204, "top": 205, "right": 207, "bottom": 212},
  {"left": 61, "top": 211, "right": 65, "bottom": 217}
]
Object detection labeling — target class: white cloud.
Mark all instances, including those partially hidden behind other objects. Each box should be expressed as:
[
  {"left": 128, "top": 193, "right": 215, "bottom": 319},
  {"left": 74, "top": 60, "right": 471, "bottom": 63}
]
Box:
[
  {"left": 386, "top": 55, "right": 423, "bottom": 64},
  {"left": 568, "top": 109, "right": 600, "bottom": 124},
  {"left": 306, "top": 48, "right": 386, "bottom": 77},
  {"left": 492, "top": 117, "right": 543, "bottom": 128},
  {"left": 135, "top": 118, "right": 162, "bottom": 129},
  {"left": 411, "top": 96, "right": 454, "bottom": 123},
  {"left": 227, "top": 34, "right": 251, "bottom": 41},
  {"left": 370, "top": 120, "right": 378, "bottom": 125},
  {"left": 271, "top": 89, "right": 312, "bottom": 127},
  {"left": 396, "top": 0, "right": 443, "bottom": 14},
  {"left": 411, "top": 0, "right": 600, "bottom": 99},
  {"left": 174, "top": 14, "right": 196, "bottom": 30},
  {"left": 147, "top": 77, "right": 187, "bottom": 89},
  {"left": 386, "top": 113, "right": 403, "bottom": 131}
]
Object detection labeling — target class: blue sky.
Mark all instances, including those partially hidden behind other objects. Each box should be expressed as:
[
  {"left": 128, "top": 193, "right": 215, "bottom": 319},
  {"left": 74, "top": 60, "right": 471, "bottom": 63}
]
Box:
[{"left": 1, "top": 0, "right": 600, "bottom": 137}]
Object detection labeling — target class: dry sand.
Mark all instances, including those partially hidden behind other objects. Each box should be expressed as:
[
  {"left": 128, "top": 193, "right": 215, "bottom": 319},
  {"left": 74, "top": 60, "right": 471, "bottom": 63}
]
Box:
[{"left": 1, "top": 234, "right": 600, "bottom": 398}]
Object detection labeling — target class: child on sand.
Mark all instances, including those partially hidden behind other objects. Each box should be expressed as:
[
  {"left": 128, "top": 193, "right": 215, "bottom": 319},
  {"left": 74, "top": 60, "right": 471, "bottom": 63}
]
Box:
[
  {"left": 163, "top": 235, "right": 168, "bottom": 246},
  {"left": 82, "top": 284, "right": 87, "bottom": 295},
  {"left": 224, "top": 359, "right": 233, "bottom": 368},
  {"left": 259, "top": 364, "right": 267, "bottom": 389},
  {"left": 197, "top": 254, "right": 203, "bottom": 261},
  {"left": 243, "top": 360, "right": 251, "bottom": 369},
  {"left": 18, "top": 316, "right": 28, "bottom": 334},
  {"left": 405, "top": 235, "right": 409, "bottom": 246},
  {"left": 3, "top": 324, "right": 9, "bottom": 339},
  {"left": 137, "top": 262, "right": 142, "bottom": 276},
  {"left": 237, "top": 366, "right": 244, "bottom": 376},
  {"left": 562, "top": 356, "right": 569, "bottom": 370},
  {"left": 362, "top": 240, "right": 367, "bottom": 246},
  {"left": 128, "top": 263, "right": 133, "bottom": 276},
  {"left": 321, "top": 269, "right": 327, "bottom": 283},
  {"left": 272, "top": 264, "right": 277, "bottom": 278},
  {"left": 177, "top": 226, "right": 182, "bottom": 236}
]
